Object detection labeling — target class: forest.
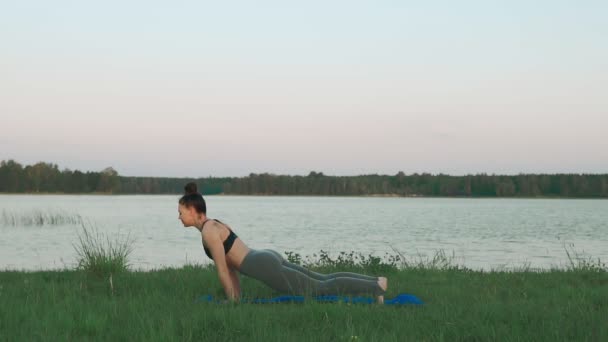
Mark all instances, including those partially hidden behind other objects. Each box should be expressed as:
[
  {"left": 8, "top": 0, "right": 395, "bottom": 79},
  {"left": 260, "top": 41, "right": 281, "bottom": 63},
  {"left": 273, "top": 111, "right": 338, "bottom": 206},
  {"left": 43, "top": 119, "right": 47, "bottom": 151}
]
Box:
[{"left": 1, "top": 159, "right": 607, "bottom": 197}]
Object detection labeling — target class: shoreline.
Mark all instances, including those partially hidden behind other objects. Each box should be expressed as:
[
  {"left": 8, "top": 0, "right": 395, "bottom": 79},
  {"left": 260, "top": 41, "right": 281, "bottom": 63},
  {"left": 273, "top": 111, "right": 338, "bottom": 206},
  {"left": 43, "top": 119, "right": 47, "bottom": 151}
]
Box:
[{"left": 1, "top": 192, "right": 607, "bottom": 200}]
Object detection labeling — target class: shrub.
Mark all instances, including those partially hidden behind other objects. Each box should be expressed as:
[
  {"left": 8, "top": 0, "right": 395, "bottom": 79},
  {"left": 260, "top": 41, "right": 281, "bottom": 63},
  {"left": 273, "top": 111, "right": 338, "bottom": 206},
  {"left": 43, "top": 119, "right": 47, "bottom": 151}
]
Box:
[{"left": 73, "top": 223, "right": 134, "bottom": 276}]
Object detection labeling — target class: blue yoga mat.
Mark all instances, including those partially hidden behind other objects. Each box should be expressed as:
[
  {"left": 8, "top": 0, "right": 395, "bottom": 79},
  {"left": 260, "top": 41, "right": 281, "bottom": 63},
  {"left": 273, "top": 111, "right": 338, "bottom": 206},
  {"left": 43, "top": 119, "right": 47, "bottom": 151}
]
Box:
[{"left": 198, "top": 293, "right": 423, "bottom": 305}]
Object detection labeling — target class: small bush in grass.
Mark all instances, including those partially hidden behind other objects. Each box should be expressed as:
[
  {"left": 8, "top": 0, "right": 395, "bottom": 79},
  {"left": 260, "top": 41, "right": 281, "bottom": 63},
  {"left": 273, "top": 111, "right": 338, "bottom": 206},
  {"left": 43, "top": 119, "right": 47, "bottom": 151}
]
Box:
[
  {"left": 73, "top": 223, "right": 134, "bottom": 276},
  {"left": 284, "top": 250, "right": 402, "bottom": 273},
  {"left": 564, "top": 243, "right": 607, "bottom": 272},
  {"left": 284, "top": 248, "right": 467, "bottom": 273}
]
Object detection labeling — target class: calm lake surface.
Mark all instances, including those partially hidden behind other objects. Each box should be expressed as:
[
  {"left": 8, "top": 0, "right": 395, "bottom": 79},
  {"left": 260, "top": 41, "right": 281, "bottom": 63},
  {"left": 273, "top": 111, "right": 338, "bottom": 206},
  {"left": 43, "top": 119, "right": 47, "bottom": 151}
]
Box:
[{"left": 1, "top": 195, "right": 607, "bottom": 271}]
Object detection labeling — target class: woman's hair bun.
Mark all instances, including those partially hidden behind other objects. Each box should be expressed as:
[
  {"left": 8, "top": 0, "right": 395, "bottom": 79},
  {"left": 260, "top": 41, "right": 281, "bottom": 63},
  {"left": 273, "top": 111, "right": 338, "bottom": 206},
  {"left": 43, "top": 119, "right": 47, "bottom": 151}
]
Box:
[{"left": 184, "top": 182, "right": 198, "bottom": 195}]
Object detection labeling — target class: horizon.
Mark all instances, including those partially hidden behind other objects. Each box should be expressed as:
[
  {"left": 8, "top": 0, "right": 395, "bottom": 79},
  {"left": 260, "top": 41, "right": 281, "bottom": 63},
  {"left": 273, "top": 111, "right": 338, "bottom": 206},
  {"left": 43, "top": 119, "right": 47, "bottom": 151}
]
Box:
[{"left": 2, "top": 1, "right": 607, "bottom": 177}]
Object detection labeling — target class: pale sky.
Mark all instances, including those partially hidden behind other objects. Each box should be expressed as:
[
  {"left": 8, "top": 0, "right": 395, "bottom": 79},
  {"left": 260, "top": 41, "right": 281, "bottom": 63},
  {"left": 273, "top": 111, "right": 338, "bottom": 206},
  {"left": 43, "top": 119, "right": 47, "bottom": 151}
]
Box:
[{"left": 2, "top": 1, "right": 607, "bottom": 177}]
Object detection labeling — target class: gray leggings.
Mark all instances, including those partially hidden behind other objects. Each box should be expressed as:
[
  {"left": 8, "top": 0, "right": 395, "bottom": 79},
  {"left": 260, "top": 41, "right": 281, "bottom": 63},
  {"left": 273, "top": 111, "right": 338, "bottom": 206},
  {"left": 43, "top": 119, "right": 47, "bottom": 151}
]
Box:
[{"left": 239, "top": 249, "right": 384, "bottom": 296}]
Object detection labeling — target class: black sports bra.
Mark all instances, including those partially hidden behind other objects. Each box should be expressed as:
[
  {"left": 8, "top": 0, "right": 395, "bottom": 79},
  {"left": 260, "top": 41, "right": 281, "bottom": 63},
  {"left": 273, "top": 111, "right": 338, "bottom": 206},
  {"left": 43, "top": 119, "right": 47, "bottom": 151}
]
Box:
[{"left": 202, "top": 219, "right": 238, "bottom": 260}]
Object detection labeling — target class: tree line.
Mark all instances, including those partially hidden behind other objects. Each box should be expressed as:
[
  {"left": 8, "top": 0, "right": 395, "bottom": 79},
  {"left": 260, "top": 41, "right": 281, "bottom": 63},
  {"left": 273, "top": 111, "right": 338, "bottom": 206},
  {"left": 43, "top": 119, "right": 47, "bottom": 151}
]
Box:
[{"left": 1, "top": 159, "right": 607, "bottom": 197}]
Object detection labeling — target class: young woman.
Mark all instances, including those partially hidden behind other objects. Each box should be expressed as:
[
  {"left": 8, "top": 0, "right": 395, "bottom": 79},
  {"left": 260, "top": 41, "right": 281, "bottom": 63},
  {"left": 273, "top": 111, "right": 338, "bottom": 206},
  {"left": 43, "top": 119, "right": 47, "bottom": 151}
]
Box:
[{"left": 178, "top": 183, "right": 388, "bottom": 303}]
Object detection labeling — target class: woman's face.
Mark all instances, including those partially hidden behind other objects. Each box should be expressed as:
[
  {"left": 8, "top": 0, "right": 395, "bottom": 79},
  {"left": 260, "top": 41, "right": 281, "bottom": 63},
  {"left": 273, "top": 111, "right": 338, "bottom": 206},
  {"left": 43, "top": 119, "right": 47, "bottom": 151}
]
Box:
[{"left": 178, "top": 204, "right": 197, "bottom": 227}]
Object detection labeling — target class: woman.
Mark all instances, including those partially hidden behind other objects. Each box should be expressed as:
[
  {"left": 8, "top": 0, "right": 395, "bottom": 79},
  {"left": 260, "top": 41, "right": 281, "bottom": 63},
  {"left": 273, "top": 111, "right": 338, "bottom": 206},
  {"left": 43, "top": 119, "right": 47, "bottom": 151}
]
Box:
[{"left": 178, "top": 183, "right": 388, "bottom": 303}]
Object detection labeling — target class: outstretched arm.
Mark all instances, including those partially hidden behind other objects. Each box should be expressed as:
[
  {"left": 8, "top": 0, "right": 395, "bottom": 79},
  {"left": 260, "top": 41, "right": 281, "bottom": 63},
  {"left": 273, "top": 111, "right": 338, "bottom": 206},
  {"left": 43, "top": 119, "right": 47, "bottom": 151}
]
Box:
[
  {"left": 229, "top": 268, "right": 241, "bottom": 299},
  {"left": 202, "top": 227, "right": 238, "bottom": 302}
]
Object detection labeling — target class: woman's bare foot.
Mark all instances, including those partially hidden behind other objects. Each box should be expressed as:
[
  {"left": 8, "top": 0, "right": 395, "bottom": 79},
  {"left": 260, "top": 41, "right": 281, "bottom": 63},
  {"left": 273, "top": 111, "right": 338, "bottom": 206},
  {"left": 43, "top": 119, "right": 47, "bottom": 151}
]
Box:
[{"left": 377, "top": 277, "right": 388, "bottom": 304}]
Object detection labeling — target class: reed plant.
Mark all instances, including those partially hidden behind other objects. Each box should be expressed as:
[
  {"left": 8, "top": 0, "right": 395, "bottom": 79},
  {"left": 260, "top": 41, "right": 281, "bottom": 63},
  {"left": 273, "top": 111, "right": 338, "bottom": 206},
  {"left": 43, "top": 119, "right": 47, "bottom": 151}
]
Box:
[
  {"left": 563, "top": 242, "right": 607, "bottom": 272},
  {"left": 0, "top": 209, "right": 83, "bottom": 226},
  {"left": 72, "top": 222, "right": 134, "bottom": 276}
]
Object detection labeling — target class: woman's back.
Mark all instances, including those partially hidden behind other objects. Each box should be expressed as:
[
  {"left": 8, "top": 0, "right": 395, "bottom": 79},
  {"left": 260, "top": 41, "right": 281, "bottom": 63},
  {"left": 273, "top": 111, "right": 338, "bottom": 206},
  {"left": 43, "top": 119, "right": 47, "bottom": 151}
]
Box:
[{"left": 201, "top": 219, "right": 250, "bottom": 269}]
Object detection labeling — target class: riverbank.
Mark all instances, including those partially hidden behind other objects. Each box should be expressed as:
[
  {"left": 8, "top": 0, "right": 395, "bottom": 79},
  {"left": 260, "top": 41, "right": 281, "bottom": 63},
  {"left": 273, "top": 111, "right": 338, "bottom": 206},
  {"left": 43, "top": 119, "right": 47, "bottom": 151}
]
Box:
[
  {"left": 1, "top": 266, "right": 605, "bottom": 341},
  {"left": 3, "top": 192, "right": 608, "bottom": 200}
]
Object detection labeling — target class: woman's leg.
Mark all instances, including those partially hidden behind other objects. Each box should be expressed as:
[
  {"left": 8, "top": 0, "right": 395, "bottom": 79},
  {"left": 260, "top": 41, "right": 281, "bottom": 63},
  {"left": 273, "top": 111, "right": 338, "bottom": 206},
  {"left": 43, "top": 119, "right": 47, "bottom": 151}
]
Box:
[
  {"left": 266, "top": 249, "right": 379, "bottom": 281},
  {"left": 240, "top": 249, "right": 385, "bottom": 296}
]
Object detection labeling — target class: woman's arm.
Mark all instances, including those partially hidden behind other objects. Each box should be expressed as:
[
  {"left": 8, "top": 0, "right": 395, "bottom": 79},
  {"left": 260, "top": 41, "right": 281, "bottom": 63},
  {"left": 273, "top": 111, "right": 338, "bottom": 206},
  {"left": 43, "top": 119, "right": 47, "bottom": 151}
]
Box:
[
  {"left": 202, "top": 227, "right": 238, "bottom": 301},
  {"left": 229, "top": 268, "right": 241, "bottom": 299}
]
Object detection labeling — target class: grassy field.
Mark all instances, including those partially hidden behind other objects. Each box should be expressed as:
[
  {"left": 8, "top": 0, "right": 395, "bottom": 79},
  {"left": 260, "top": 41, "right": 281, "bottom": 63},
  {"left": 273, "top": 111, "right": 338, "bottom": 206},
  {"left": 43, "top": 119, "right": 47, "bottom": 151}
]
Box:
[{"left": 1, "top": 264, "right": 606, "bottom": 341}]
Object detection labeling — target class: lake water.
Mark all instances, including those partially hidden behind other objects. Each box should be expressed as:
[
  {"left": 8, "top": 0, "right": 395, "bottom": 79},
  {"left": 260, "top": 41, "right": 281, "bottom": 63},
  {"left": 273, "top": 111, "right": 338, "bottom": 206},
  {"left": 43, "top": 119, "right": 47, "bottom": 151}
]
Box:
[{"left": 1, "top": 195, "right": 607, "bottom": 271}]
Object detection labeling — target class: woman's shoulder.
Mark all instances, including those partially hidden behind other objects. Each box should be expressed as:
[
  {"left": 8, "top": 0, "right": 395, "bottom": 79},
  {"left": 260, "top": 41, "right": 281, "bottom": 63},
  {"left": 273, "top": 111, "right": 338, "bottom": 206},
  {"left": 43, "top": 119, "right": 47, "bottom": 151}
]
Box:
[
  {"left": 204, "top": 219, "right": 234, "bottom": 233},
  {"left": 213, "top": 218, "right": 233, "bottom": 228}
]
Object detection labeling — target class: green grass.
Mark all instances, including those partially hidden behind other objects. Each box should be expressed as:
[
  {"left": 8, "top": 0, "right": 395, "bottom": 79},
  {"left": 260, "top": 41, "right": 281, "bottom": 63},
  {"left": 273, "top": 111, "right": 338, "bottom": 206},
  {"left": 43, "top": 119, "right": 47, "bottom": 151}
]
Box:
[
  {"left": 2, "top": 231, "right": 606, "bottom": 341},
  {"left": 1, "top": 264, "right": 606, "bottom": 341}
]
